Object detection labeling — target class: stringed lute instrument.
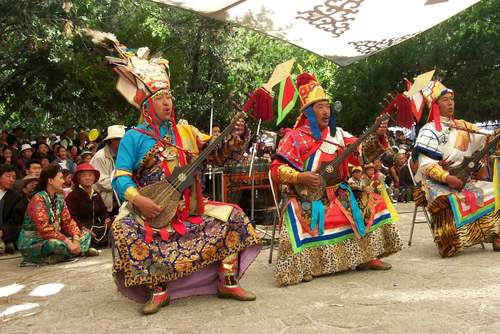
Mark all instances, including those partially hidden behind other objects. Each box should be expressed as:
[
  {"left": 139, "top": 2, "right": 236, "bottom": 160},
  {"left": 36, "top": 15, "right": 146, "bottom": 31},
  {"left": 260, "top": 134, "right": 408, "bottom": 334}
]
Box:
[
  {"left": 447, "top": 131, "right": 500, "bottom": 184},
  {"left": 136, "top": 111, "right": 247, "bottom": 228},
  {"left": 294, "top": 113, "right": 390, "bottom": 202}
]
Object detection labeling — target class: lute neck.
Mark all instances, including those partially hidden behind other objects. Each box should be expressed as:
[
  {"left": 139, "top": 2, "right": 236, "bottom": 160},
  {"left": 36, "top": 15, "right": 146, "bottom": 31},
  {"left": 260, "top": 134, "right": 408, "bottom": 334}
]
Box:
[
  {"left": 169, "top": 111, "right": 246, "bottom": 189},
  {"left": 319, "top": 114, "right": 388, "bottom": 177}
]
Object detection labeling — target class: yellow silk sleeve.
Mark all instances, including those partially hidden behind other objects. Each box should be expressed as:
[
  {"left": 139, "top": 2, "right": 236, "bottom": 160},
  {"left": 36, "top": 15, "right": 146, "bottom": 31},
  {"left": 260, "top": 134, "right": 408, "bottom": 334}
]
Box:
[
  {"left": 124, "top": 187, "right": 139, "bottom": 203},
  {"left": 278, "top": 165, "right": 300, "bottom": 184},
  {"left": 425, "top": 164, "right": 449, "bottom": 183}
]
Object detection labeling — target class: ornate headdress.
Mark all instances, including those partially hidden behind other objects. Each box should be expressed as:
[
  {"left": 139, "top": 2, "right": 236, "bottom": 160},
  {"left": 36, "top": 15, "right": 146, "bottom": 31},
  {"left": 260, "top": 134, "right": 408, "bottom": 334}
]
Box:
[
  {"left": 84, "top": 29, "right": 172, "bottom": 125},
  {"left": 293, "top": 72, "right": 334, "bottom": 139},
  {"left": 297, "top": 72, "right": 329, "bottom": 111},
  {"left": 421, "top": 80, "right": 454, "bottom": 131}
]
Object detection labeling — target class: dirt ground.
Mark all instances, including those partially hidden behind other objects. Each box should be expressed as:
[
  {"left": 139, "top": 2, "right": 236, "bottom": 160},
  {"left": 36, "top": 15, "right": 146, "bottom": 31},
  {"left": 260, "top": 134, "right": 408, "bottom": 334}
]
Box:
[{"left": 1, "top": 203, "right": 499, "bottom": 334}]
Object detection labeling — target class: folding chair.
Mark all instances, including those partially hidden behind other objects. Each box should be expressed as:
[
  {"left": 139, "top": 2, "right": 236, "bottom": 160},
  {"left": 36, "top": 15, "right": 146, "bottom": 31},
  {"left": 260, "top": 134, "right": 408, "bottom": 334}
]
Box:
[
  {"left": 405, "top": 159, "right": 433, "bottom": 246},
  {"left": 267, "top": 169, "right": 282, "bottom": 264}
]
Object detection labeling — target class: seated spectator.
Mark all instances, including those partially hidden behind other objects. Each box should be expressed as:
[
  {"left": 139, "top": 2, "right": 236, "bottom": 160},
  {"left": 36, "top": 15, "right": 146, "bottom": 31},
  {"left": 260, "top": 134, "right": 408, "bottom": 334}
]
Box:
[
  {"left": 66, "top": 163, "right": 111, "bottom": 246},
  {"left": 60, "top": 127, "right": 74, "bottom": 149},
  {"left": 18, "top": 144, "right": 34, "bottom": 175},
  {"left": 87, "top": 143, "right": 98, "bottom": 156},
  {"left": 40, "top": 157, "right": 51, "bottom": 169},
  {"left": 390, "top": 153, "right": 412, "bottom": 203},
  {"left": 395, "top": 130, "right": 406, "bottom": 147},
  {"left": 90, "top": 125, "right": 125, "bottom": 214},
  {"left": 363, "top": 163, "right": 380, "bottom": 193},
  {"left": 80, "top": 150, "right": 93, "bottom": 165},
  {"left": 47, "top": 133, "right": 58, "bottom": 149},
  {"left": 373, "top": 158, "right": 388, "bottom": 181},
  {"left": 51, "top": 142, "right": 61, "bottom": 156},
  {"left": 348, "top": 165, "right": 364, "bottom": 199},
  {"left": 61, "top": 169, "right": 73, "bottom": 197},
  {"left": 1, "top": 147, "right": 13, "bottom": 165},
  {"left": 33, "top": 142, "right": 54, "bottom": 162},
  {"left": 25, "top": 159, "right": 42, "bottom": 178},
  {"left": 17, "top": 165, "right": 98, "bottom": 265},
  {"left": 11, "top": 175, "right": 39, "bottom": 253},
  {"left": 0, "top": 164, "right": 22, "bottom": 255},
  {"left": 15, "top": 159, "right": 42, "bottom": 192},
  {"left": 75, "top": 128, "right": 89, "bottom": 153},
  {"left": 0, "top": 147, "right": 19, "bottom": 178},
  {"left": 54, "top": 146, "right": 76, "bottom": 174},
  {"left": 69, "top": 145, "right": 79, "bottom": 163}
]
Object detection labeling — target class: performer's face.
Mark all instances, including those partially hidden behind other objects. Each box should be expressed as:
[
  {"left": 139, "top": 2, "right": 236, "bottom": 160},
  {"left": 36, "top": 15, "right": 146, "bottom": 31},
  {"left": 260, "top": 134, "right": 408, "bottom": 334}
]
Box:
[
  {"left": 437, "top": 92, "right": 455, "bottom": 118},
  {"left": 153, "top": 94, "right": 173, "bottom": 121},
  {"left": 312, "top": 101, "right": 331, "bottom": 130}
]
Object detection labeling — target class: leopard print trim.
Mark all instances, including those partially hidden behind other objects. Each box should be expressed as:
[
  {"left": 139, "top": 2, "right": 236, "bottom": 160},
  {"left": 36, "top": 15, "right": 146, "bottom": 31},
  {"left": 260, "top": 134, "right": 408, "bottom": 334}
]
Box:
[
  {"left": 275, "top": 222, "right": 402, "bottom": 286},
  {"left": 111, "top": 216, "right": 261, "bottom": 287}
]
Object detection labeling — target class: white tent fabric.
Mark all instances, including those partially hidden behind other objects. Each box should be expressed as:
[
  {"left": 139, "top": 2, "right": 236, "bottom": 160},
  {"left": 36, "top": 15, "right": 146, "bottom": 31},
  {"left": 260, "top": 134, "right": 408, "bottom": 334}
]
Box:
[{"left": 153, "top": 0, "right": 479, "bottom": 66}]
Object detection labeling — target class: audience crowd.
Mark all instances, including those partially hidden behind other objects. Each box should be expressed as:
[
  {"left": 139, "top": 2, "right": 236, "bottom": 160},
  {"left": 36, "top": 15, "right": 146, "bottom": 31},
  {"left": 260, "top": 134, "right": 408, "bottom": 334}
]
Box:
[{"left": 0, "top": 125, "right": 125, "bottom": 262}]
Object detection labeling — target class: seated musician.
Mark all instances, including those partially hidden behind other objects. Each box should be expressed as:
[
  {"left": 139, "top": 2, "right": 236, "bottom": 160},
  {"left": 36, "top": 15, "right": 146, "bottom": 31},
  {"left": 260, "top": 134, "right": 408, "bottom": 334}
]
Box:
[
  {"left": 103, "top": 37, "right": 261, "bottom": 315},
  {"left": 270, "top": 72, "right": 402, "bottom": 286},
  {"left": 414, "top": 80, "right": 500, "bottom": 257}
]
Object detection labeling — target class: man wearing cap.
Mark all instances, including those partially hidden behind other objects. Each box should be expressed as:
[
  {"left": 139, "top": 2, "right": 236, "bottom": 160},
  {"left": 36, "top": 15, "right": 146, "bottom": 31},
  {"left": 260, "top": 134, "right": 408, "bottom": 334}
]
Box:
[
  {"left": 18, "top": 143, "right": 34, "bottom": 176},
  {"left": 270, "top": 72, "right": 402, "bottom": 286},
  {"left": 414, "top": 80, "right": 500, "bottom": 257},
  {"left": 91, "top": 125, "right": 125, "bottom": 214},
  {"left": 66, "top": 163, "right": 110, "bottom": 246}
]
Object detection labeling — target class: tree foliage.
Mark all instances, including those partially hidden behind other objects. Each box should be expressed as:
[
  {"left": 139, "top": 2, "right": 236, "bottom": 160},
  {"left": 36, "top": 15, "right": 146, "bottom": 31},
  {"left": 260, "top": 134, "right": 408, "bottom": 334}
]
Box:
[{"left": 0, "top": 0, "right": 498, "bottom": 136}]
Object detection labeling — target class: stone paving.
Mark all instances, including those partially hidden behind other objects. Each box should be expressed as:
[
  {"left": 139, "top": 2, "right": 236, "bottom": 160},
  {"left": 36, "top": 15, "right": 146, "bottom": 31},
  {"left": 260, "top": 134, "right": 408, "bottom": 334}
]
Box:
[{"left": 1, "top": 203, "right": 500, "bottom": 333}]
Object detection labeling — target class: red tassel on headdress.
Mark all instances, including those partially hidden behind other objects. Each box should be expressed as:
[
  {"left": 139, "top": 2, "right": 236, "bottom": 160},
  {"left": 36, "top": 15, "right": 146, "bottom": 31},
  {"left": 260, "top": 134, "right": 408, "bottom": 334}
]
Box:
[
  {"left": 383, "top": 93, "right": 414, "bottom": 129},
  {"left": 242, "top": 87, "right": 274, "bottom": 121},
  {"left": 428, "top": 103, "right": 442, "bottom": 131}
]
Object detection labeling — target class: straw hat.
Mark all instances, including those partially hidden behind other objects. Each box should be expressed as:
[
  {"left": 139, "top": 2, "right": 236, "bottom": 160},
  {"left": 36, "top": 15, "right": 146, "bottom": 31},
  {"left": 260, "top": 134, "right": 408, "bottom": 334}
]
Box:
[
  {"left": 103, "top": 125, "right": 126, "bottom": 142},
  {"left": 22, "top": 174, "right": 39, "bottom": 187},
  {"left": 20, "top": 144, "right": 34, "bottom": 153}
]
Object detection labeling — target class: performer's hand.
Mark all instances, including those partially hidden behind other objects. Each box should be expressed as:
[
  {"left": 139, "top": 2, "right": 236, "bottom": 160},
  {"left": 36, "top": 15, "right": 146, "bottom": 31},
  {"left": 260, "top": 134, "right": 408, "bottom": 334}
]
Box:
[
  {"left": 446, "top": 175, "right": 463, "bottom": 190},
  {"left": 439, "top": 158, "right": 453, "bottom": 169},
  {"left": 232, "top": 118, "right": 246, "bottom": 137},
  {"left": 375, "top": 117, "right": 389, "bottom": 136},
  {"left": 134, "top": 195, "right": 162, "bottom": 219},
  {"left": 297, "top": 172, "right": 321, "bottom": 188}
]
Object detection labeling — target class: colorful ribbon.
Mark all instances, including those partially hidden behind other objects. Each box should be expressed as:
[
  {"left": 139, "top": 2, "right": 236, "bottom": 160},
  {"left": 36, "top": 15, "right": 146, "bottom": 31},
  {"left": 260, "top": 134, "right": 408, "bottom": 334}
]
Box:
[
  {"left": 310, "top": 200, "right": 325, "bottom": 236},
  {"left": 339, "top": 182, "right": 366, "bottom": 237}
]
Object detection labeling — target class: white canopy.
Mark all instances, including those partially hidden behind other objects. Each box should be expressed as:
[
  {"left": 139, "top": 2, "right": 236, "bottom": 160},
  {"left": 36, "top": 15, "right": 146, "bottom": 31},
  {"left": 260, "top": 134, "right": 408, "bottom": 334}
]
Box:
[{"left": 153, "top": 0, "right": 480, "bottom": 66}]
